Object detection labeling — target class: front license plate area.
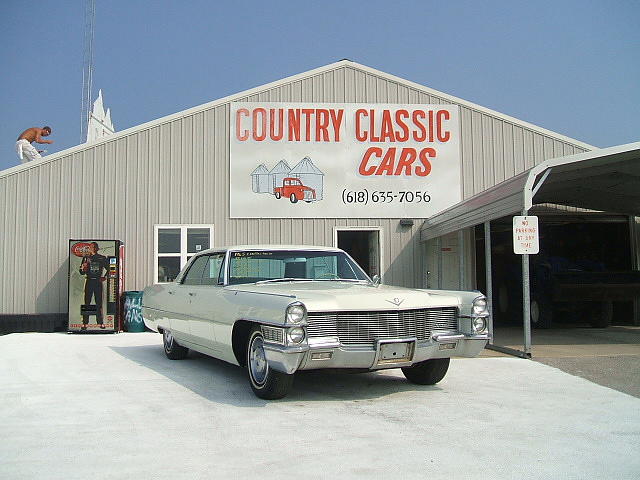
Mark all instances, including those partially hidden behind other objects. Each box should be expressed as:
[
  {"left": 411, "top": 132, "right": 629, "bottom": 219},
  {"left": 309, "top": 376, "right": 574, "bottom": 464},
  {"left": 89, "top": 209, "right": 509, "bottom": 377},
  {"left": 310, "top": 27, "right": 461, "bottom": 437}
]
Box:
[{"left": 376, "top": 340, "right": 414, "bottom": 365}]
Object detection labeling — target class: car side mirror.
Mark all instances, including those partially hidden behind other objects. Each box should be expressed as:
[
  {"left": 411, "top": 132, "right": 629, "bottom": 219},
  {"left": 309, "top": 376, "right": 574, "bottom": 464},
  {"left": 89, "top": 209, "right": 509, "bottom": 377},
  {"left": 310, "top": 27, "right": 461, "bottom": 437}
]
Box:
[{"left": 372, "top": 274, "right": 381, "bottom": 286}]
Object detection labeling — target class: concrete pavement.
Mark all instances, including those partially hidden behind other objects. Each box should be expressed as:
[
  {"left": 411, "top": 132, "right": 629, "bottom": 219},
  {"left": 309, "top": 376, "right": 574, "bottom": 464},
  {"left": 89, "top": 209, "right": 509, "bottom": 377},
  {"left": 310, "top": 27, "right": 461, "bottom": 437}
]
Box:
[{"left": 1, "top": 332, "right": 639, "bottom": 479}]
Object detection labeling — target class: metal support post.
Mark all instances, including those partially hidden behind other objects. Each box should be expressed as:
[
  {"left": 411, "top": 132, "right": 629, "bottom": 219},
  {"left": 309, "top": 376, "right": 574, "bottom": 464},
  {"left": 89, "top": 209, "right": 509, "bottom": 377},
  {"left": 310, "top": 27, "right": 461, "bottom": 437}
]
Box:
[
  {"left": 458, "top": 229, "right": 465, "bottom": 289},
  {"left": 484, "top": 221, "right": 494, "bottom": 343},
  {"left": 630, "top": 215, "right": 640, "bottom": 325},
  {"left": 522, "top": 209, "right": 532, "bottom": 357}
]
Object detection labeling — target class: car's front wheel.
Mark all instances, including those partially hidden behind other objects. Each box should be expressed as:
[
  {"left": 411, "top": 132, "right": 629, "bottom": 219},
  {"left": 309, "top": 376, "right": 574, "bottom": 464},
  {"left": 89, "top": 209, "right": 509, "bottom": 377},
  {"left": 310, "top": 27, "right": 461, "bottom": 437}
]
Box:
[
  {"left": 247, "top": 326, "right": 294, "bottom": 399},
  {"left": 289, "top": 193, "right": 298, "bottom": 203},
  {"left": 163, "top": 329, "right": 188, "bottom": 360},
  {"left": 401, "top": 358, "right": 450, "bottom": 385}
]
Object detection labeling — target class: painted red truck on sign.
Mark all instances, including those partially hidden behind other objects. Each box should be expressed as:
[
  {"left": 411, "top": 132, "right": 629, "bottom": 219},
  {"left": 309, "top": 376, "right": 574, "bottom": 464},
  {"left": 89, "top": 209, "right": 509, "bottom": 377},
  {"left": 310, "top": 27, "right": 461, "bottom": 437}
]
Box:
[{"left": 274, "top": 177, "right": 317, "bottom": 203}]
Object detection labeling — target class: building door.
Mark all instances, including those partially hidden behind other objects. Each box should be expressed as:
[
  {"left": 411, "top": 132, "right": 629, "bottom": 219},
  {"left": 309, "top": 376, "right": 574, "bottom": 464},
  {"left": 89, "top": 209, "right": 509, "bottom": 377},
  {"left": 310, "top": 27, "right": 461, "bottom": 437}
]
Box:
[{"left": 335, "top": 228, "right": 381, "bottom": 279}]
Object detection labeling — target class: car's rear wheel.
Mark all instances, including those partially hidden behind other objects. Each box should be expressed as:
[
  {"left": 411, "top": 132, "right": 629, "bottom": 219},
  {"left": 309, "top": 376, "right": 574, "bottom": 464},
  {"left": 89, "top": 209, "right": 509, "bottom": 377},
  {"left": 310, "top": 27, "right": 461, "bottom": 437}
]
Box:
[
  {"left": 275, "top": 192, "right": 281, "bottom": 199},
  {"left": 163, "top": 329, "right": 188, "bottom": 360},
  {"left": 401, "top": 358, "right": 450, "bottom": 385},
  {"left": 289, "top": 193, "right": 298, "bottom": 203},
  {"left": 247, "top": 326, "right": 294, "bottom": 399}
]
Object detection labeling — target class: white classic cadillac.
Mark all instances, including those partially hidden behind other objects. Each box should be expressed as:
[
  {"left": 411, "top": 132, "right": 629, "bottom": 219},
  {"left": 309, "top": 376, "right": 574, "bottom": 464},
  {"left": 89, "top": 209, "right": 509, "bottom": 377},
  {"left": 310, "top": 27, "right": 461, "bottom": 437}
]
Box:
[{"left": 142, "top": 245, "right": 490, "bottom": 399}]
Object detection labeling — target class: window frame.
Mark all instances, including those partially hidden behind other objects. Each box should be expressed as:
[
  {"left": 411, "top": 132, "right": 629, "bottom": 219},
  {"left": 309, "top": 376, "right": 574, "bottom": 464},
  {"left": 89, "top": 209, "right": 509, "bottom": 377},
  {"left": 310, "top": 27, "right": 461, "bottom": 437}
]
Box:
[
  {"left": 154, "top": 224, "right": 214, "bottom": 284},
  {"left": 180, "top": 254, "right": 210, "bottom": 286}
]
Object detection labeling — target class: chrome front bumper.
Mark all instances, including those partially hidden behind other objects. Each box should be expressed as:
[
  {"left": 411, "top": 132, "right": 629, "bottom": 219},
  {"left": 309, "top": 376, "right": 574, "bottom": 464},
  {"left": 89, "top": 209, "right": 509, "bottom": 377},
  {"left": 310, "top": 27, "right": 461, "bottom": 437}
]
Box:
[{"left": 262, "top": 333, "right": 490, "bottom": 374}]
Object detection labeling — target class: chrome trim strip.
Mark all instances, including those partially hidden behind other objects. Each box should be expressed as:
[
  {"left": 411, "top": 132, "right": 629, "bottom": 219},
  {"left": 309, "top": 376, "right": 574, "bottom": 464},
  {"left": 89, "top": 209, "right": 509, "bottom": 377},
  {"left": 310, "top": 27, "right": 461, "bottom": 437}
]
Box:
[
  {"left": 308, "top": 336, "right": 340, "bottom": 348},
  {"left": 262, "top": 343, "right": 309, "bottom": 354},
  {"left": 467, "top": 334, "right": 491, "bottom": 341},
  {"left": 225, "top": 288, "right": 296, "bottom": 299},
  {"left": 234, "top": 318, "right": 307, "bottom": 328},
  {"left": 431, "top": 333, "right": 465, "bottom": 342}
]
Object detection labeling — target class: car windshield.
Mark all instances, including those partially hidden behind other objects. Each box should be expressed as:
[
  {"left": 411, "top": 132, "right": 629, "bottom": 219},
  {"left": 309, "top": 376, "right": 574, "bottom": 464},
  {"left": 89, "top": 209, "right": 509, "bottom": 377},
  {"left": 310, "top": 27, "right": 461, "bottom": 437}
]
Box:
[{"left": 227, "top": 250, "right": 370, "bottom": 285}]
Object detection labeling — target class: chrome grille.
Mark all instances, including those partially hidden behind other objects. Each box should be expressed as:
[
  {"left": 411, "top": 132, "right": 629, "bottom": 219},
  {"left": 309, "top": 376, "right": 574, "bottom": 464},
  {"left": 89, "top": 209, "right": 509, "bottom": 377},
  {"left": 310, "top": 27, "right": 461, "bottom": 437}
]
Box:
[
  {"left": 261, "top": 325, "right": 284, "bottom": 344},
  {"left": 307, "top": 307, "right": 458, "bottom": 346}
]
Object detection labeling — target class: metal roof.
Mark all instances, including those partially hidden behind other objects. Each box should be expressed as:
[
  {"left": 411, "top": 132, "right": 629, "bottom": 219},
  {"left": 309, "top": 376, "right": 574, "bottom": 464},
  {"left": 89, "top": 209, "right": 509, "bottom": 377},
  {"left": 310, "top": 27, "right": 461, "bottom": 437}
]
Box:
[
  {"left": 1, "top": 59, "right": 594, "bottom": 180},
  {"left": 421, "top": 142, "right": 640, "bottom": 240}
]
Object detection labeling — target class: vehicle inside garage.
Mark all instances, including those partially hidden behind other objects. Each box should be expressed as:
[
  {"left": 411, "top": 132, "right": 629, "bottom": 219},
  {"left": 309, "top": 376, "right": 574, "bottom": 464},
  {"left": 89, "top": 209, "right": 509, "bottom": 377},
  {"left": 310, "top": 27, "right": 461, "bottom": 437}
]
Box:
[{"left": 475, "top": 214, "right": 637, "bottom": 343}]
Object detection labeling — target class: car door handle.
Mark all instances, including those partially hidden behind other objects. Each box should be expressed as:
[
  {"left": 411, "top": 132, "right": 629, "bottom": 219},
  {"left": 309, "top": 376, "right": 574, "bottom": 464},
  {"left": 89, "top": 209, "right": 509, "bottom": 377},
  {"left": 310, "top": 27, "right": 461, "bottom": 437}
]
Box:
[
  {"left": 168, "top": 291, "right": 175, "bottom": 295},
  {"left": 188, "top": 292, "right": 196, "bottom": 296}
]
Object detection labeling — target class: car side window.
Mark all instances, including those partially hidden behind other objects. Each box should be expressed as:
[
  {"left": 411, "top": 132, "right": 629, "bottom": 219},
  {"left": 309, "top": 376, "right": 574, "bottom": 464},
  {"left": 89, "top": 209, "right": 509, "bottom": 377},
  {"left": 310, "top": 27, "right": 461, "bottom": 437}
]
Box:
[
  {"left": 202, "top": 254, "right": 225, "bottom": 285},
  {"left": 181, "top": 255, "right": 209, "bottom": 285}
]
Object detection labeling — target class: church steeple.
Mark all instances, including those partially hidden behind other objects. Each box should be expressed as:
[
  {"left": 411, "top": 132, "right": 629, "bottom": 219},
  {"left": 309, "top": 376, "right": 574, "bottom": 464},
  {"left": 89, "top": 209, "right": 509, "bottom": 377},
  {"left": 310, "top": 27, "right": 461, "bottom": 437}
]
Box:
[{"left": 86, "top": 89, "right": 115, "bottom": 142}]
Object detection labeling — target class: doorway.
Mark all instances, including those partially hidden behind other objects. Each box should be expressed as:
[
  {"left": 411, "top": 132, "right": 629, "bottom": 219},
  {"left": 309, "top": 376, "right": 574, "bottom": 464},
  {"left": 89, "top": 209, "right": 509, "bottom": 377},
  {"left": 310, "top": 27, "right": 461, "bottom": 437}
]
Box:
[{"left": 334, "top": 228, "right": 382, "bottom": 279}]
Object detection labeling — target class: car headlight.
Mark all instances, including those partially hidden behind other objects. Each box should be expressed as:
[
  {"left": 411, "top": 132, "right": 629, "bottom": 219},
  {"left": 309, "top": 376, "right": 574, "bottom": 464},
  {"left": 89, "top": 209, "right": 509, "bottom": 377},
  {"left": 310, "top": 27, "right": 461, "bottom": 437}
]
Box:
[
  {"left": 287, "top": 327, "right": 305, "bottom": 344},
  {"left": 472, "top": 297, "right": 488, "bottom": 317},
  {"left": 285, "top": 302, "right": 307, "bottom": 325},
  {"left": 472, "top": 316, "right": 488, "bottom": 334}
]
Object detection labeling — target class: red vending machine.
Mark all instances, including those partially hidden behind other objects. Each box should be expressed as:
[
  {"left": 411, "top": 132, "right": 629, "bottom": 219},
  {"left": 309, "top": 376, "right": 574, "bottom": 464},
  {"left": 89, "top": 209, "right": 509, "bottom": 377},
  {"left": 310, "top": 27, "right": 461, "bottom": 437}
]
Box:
[{"left": 68, "top": 240, "right": 125, "bottom": 333}]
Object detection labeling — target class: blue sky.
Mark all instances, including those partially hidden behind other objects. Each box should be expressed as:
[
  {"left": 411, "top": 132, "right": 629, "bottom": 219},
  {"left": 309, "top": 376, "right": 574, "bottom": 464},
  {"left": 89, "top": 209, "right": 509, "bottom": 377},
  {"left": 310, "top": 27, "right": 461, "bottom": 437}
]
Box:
[{"left": 1, "top": 0, "right": 638, "bottom": 171}]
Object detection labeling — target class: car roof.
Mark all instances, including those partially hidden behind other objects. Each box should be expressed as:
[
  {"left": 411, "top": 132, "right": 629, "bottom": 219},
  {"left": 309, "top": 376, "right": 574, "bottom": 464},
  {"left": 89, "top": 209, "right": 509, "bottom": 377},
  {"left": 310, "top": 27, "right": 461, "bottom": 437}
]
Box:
[{"left": 196, "top": 245, "right": 344, "bottom": 255}]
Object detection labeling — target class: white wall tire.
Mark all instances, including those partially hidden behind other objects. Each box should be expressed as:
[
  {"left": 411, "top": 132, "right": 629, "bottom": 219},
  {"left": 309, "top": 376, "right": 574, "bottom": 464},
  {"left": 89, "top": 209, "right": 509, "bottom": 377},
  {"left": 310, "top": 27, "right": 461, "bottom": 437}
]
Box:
[
  {"left": 246, "top": 327, "right": 293, "bottom": 399},
  {"left": 163, "top": 329, "right": 188, "bottom": 360},
  {"left": 530, "top": 295, "right": 552, "bottom": 329}
]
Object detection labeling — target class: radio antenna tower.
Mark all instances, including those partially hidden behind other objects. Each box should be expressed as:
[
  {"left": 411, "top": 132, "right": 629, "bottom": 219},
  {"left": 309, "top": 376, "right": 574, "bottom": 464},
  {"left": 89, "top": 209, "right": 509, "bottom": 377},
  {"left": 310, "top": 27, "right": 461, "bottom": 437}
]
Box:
[{"left": 80, "top": 0, "right": 96, "bottom": 143}]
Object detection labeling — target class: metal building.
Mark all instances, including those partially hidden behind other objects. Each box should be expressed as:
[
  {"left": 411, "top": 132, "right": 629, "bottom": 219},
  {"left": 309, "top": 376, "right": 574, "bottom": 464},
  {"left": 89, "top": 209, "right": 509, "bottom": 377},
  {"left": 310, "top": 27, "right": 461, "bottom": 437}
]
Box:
[{"left": 0, "top": 60, "right": 610, "bottom": 325}]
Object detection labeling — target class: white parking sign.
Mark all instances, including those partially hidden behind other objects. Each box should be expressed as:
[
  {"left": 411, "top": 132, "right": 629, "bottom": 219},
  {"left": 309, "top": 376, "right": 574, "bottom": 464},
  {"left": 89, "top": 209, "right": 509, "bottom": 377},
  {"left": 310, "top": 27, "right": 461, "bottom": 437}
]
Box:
[{"left": 513, "top": 216, "right": 539, "bottom": 254}]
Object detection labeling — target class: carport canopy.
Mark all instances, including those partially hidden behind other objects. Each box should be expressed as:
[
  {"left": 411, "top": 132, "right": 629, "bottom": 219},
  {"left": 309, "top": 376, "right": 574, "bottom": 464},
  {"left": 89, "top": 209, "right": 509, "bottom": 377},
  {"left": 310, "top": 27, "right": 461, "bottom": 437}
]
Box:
[
  {"left": 420, "top": 141, "right": 640, "bottom": 358},
  {"left": 421, "top": 142, "right": 640, "bottom": 241}
]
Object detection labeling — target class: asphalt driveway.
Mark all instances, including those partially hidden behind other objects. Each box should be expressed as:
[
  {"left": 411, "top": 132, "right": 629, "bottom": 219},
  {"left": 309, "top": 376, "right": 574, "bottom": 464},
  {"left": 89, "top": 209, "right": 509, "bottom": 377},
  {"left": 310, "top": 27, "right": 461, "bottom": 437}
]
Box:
[{"left": 1, "top": 332, "right": 639, "bottom": 480}]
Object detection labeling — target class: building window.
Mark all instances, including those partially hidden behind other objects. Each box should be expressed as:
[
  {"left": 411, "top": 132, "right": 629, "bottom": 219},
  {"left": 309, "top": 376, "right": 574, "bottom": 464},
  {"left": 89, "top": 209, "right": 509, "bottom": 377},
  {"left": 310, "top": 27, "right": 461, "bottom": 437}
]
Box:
[{"left": 154, "top": 225, "right": 213, "bottom": 283}]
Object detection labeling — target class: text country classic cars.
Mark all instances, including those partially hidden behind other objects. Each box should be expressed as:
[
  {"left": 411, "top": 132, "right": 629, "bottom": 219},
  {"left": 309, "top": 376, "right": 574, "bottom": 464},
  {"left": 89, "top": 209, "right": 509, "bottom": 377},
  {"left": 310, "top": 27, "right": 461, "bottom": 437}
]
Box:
[{"left": 234, "top": 106, "right": 454, "bottom": 178}]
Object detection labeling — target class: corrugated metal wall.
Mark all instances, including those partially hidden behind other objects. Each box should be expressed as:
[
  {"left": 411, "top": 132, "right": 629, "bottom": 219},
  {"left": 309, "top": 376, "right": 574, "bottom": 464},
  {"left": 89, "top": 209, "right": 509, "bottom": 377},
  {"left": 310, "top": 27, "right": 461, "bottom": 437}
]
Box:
[{"left": 0, "top": 63, "right": 589, "bottom": 314}]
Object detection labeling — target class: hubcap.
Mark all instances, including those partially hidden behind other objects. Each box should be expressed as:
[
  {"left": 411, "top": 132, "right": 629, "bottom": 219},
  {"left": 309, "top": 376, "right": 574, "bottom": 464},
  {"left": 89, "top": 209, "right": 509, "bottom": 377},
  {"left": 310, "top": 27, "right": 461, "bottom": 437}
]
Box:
[
  {"left": 164, "top": 330, "right": 174, "bottom": 350},
  {"left": 249, "top": 335, "right": 268, "bottom": 385},
  {"left": 530, "top": 300, "right": 540, "bottom": 324}
]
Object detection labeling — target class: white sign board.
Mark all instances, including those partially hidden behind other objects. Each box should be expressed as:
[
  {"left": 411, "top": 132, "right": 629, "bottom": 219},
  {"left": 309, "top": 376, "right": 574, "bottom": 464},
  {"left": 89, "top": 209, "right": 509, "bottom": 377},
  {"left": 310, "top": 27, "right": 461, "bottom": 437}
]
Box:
[
  {"left": 513, "top": 216, "right": 539, "bottom": 254},
  {"left": 229, "top": 102, "right": 461, "bottom": 218}
]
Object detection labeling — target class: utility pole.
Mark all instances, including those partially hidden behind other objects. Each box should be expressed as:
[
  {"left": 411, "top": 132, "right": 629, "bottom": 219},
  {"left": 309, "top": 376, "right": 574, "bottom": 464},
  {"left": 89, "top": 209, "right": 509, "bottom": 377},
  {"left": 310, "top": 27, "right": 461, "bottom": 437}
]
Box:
[{"left": 81, "top": 0, "right": 96, "bottom": 143}]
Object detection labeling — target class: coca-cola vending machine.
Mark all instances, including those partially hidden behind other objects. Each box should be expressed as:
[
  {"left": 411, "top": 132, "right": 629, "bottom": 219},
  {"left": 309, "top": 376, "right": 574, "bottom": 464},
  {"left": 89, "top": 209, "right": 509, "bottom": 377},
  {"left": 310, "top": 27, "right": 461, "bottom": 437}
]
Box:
[{"left": 68, "top": 239, "right": 125, "bottom": 333}]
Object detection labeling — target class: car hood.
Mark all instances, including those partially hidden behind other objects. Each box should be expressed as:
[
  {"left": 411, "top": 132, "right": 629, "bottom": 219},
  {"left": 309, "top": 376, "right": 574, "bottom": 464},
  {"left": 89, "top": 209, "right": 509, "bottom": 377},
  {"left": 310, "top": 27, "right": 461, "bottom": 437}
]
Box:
[{"left": 227, "top": 281, "right": 462, "bottom": 311}]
